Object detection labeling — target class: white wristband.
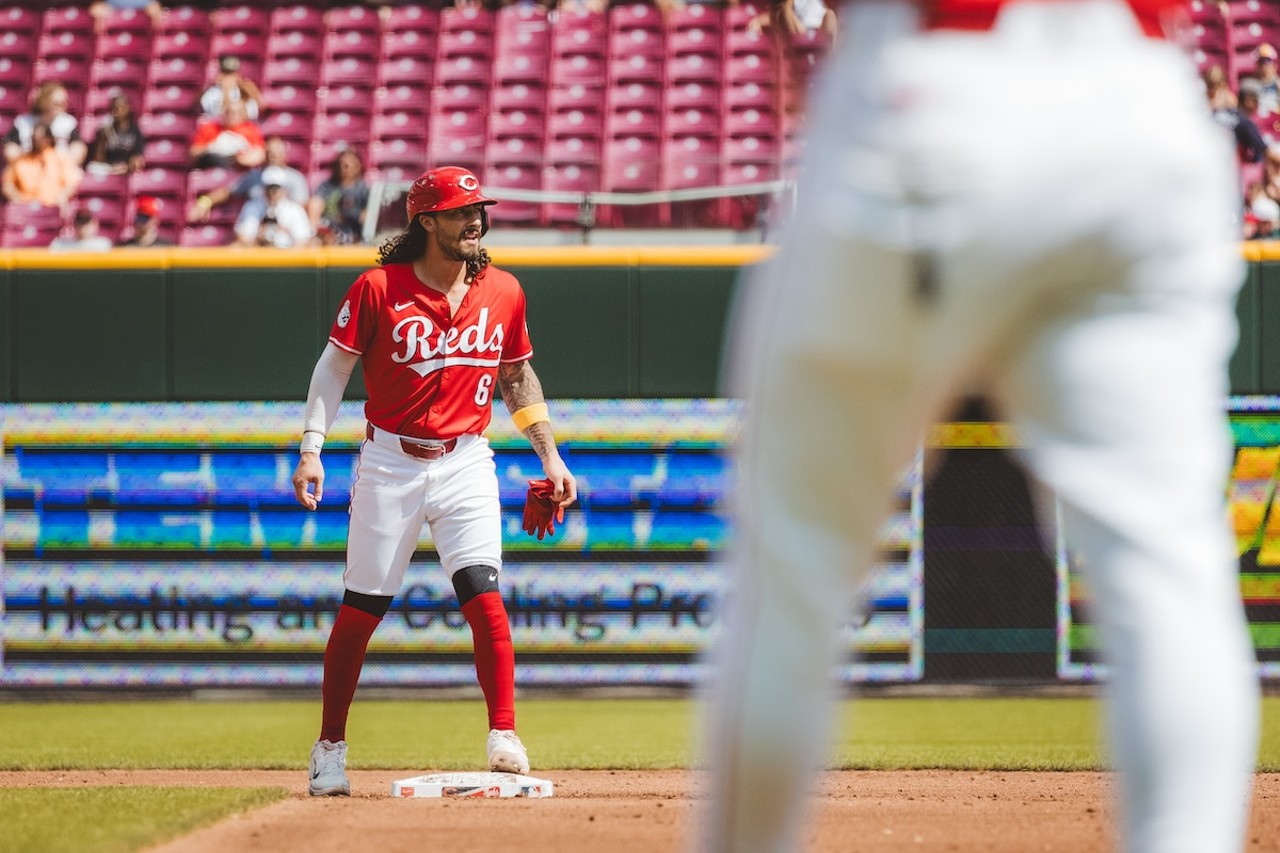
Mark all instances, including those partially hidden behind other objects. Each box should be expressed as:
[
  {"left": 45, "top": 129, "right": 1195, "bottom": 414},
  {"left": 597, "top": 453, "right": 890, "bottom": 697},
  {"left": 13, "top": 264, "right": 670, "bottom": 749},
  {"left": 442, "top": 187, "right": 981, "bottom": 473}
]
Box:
[{"left": 300, "top": 431, "right": 325, "bottom": 455}]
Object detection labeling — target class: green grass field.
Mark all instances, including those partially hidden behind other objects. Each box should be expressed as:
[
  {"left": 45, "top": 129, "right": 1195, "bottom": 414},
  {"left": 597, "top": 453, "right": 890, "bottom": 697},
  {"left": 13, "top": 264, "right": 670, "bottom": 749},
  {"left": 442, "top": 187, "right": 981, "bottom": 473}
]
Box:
[{"left": 3, "top": 695, "right": 1279, "bottom": 852}]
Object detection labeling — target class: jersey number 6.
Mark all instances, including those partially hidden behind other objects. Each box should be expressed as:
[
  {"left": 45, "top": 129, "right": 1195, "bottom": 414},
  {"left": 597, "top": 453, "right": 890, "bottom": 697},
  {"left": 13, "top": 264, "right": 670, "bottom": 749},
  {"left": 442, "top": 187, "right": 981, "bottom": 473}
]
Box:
[{"left": 475, "top": 374, "right": 493, "bottom": 406}]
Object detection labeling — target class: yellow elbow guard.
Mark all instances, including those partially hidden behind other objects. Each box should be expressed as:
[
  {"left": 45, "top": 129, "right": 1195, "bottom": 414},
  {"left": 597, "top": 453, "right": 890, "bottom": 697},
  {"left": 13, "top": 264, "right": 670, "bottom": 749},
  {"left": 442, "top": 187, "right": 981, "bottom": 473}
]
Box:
[{"left": 512, "top": 403, "right": 550, "bottom": 431}]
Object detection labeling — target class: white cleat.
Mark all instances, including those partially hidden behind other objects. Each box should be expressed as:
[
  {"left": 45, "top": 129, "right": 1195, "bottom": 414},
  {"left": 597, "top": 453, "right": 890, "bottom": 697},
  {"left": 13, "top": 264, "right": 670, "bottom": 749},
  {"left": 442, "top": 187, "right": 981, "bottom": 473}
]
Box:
[
  {"left": 309, "top": 739, "right": 351, "bottom": 796},
  {"left": 486, "top": 729, "right": 530, "bottom": 774}
]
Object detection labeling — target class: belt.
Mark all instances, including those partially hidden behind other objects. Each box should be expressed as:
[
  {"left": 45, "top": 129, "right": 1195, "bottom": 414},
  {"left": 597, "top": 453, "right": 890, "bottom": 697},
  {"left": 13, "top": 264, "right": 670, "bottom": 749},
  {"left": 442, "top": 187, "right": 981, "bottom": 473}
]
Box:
[{"left": 366, "top": 422, "right": 458, "bottom": 460}]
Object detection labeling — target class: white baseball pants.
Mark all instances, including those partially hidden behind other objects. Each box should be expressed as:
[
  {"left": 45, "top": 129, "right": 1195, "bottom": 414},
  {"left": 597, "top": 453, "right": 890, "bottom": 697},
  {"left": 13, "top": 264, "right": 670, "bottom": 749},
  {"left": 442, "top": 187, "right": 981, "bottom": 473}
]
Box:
[{"left": 701, "top": 2, "right": 1260, "bottom": 852}]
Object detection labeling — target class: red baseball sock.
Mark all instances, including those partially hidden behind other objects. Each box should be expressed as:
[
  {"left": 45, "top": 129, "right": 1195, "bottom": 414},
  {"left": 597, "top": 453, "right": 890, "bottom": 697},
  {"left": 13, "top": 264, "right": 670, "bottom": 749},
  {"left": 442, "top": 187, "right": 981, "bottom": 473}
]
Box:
[
  {"left": 462, "top": 591, "right": 516, "bottom": 731},
  {"left": 319, "top": 604, "right": 382, "bottom": 743}
]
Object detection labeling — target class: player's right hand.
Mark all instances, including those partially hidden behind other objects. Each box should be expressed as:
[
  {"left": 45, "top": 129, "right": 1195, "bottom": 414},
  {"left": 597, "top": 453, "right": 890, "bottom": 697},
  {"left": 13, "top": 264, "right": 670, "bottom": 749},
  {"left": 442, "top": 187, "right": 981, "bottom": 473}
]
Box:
[{"left": 292, "top": 453, "right": 325, "bottom": 511}]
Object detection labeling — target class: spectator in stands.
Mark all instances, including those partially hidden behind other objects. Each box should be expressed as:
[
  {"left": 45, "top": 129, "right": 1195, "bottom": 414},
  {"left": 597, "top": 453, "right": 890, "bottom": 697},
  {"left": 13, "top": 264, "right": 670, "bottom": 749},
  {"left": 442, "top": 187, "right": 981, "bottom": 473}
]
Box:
[
  {"left": 49, "top": 209, "right": 114, "bottom": 251},
  {"left": 749, "top": 0, "right": 838, "bottom": 43},
  {"left": 1245, "top": 182, "right": 1280, "bottom": 239},
  {"left": 235, "top": 167, "right": 314, "bottom": 248},
  {"left": 188, "top": 135, "right": 308, "bottom": 222},
  {"left": 85, "top": 93, "right": 146, "bottom": 176},
  {"left": 1204, "top": 65, "right": 1237, "bottom": 112},
  {"left": 1, "top": 122, "right": 81, "bottom": 212},
  {"left": 308, "top": 148, "right": 371, "bottom": 246},
  {"left": 4, "top": 81, "right": 87, "bottom": 167},
  {"left": 189, "top": 100, "right": 266, "bottom": 170},
  {"left": 89, "top": 0, "right": 164, "bottom": 30},
  {"left": 1254, "top": 43, "right": 1279, "bottom": 116},
  {"left": 1210, "top": 77, "right": 1268, "bottom": 168},
  {"left": 200, "top": 54, "right": 263, "bottom": 123},
  {"left": 120, "top": 196, "right": 175, "bottom": 247},
  {"left": 1238, "top": 78, "right": 1280, "bottom": 147}
]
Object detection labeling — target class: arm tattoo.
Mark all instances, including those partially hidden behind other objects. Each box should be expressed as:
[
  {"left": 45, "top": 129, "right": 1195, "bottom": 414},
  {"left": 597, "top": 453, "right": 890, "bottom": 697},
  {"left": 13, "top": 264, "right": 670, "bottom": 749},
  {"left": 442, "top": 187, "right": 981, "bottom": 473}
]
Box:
[{"left": 498, "top": 362, "right": 558, "bottom": 462}]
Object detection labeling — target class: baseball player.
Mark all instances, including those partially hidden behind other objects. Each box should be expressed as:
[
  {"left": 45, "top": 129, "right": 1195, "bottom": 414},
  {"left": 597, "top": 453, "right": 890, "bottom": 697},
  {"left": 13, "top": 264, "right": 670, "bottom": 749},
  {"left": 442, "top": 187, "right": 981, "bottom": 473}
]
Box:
[
  {"left": 698, "top": 1, "right": 1260, "bottom": 851},
  {"left": 291, "top": 166, "right": 576, "bottom": 797}
]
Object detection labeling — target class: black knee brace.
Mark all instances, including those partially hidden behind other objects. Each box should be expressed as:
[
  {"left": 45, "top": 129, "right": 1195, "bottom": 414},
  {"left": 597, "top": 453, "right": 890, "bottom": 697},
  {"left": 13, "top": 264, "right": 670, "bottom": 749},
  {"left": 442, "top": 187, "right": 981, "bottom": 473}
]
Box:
[
  {"left": 343, "top": 589, "right": 394, "bottom": 618},
  {"left": 452, "top": 564, "right": 500, "bottom": 606}
]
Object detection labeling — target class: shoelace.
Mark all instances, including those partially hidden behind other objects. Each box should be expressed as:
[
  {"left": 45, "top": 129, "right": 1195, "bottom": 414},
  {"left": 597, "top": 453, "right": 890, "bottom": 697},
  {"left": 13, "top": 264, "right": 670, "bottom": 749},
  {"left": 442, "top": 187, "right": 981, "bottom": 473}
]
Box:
[{"left": 315, "top": 745, "right": 344, "bottom": 777}]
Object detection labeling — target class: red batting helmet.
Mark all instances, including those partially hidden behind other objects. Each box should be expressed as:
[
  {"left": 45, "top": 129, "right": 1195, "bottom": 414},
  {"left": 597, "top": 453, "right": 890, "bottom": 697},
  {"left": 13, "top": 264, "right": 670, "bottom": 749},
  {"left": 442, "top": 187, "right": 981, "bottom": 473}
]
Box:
[{"left": 406, "top": 166, "right": 496, "bottom": 234}]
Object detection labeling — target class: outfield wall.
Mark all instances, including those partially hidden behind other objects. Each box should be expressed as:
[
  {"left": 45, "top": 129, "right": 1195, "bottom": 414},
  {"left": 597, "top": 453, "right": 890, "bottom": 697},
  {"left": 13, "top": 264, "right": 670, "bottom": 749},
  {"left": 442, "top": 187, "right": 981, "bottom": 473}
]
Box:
[{"left": 2, "top": 243, "right": 1280, "bottom": 401}]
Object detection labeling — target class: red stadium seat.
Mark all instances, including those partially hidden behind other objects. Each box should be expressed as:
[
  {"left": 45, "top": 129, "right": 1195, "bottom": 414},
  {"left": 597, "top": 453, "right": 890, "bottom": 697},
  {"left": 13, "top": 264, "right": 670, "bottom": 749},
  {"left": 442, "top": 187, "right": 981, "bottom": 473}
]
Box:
[
  {"left": 322, "top": 56, "right": 379, "bottom": 86},
  {"left": 438, "top": 28, "right": 496, "bottom": 59},
  {"left": 724, "top": 133, "right": 779, "bottom": 166},
  {"left": 609, "top": 1, "right": 663, "bottom": 34},
  {"left": 373, "top": 109, "right": 429, "bottom": 142},
  {"left": 2, "top": 202, "right": 65, "bottom": 248},
  {"left": 550, "top": 53, "right": 608, "bottom": 87},
  {"left": 492, "top": 82, "right": 547, "bottom": 113},
  {"left": 319, "top": 83, "right": 377, "bottom": 116},
  {"left": 667, "top": 106, "right": 720, "bottom": 138},
  {"left": 140, "top": 110, "right": 196, "bottom": 141},
  {"left": 435, "top": 55, "right": 492, "bottom": 87},
  {"left": 42, "top": 5, "right": 94, "bottom": 34},
  {"left": 264, "top": 83, "right": 318, "bottom": 116},
  {"left": 0, "top": 84, "right": 26, "bottom": 134},
  {"left": 553, "top": 7, "right": 607, "bottom": 55},
  {"left": 609, "top": 51, "right": 665, "bottom": 85},
  {"left": 85, "top": 84, "right": 144, "bottom": 120},
  {"left": 489, "top": 108, "right": 545, "bottom": 140},
  {"left": 153, "top": 30, "right": 207, "bottom": 61},
  {"left": 383, "top": 4, "right": 440, "bottom": 35},
  {"left": 324, "top": 29, "right": 381, "bottom": 61},
  {"left": 160, "top": 6, "right": 211, "bottom": 36},
  {"left": 724, "top": 106, "right": 779, "bottom": 139},
  {"left": 39, "top": 30, "right": 95, "bottom": 62},
  {"left": 542, "top": 162, "right": 598, "bottom": 227},
  {"left": 0, "top": 57, "right": 29, "bottom": 88},
  {"left": 96, "top": 30, "right": 152, "bottom": 61},
  {"left": 35, "top": 56, "right": 90, "bottom": 96},
  {"left": 267, "top": 30, "right": 324, "bottom": 62},
  {"left": 149, "top": 56, "right": 206, "bottom": 88},
  {"left": 143, "top": 83, "right": 200, "bottom": 114},
  {"left": 608, "top": 81, "right": 663, "bottom": 112},
  {"left": 497, "top": 3, "right": 549, "bottom": 36},
  {"left": 603, "top": 135, "right": 661, "bottom": 189},
  {"left": 77, "top": 170, "right": 131, "bottom": 202},
  {"left": 212, "top": 5, "right": 270, "bottom": 35},
  {"left": 486, "top": 133, "right": 544, "bottom": 168},
  {"left": 0, "top": 6, "right": 40, "bottom": 40},
  {"left": 431, "top": 107, "right": 487, "bottom": 143},
  {"left": 313, "top": 110, "right": 372, "bottom": 147},
  {"left": 141, "top": 137, "right": 190, "bottom": 168},
  {"left": 484, "top": 161, "right": 542, "bottom": 225},
  {"left": 180, "top": 223, "right": 236, "bottom": 247},
  {"left": 548, "top": 107, "right": 604, "bottom": 140},
  {"left": 548, "top": 83, "right": 604, "bottom": 115},
  {"left": 93, "top": 57, "right": 150, "bottom": 90},
  {"left": 382, "top": 29, "right": 436, "bottom": 60},
  {"left": 187, "top": 167, "right": 237, "bottom": 197},
  {"left": 271, "top": 4, "right": 326, "bottom": 36},
  {"left": 667, "top": 26, "right": 719, "bottom": 56},
  {"left": 668, "top": 81, "right": 720, "bottom": 111},
  {"left": 433, "top": 82, "right": 487, "bottom": 112},
  {"left": 493, "top": 52, "right": 547, "bottom": 86},
  {"left": 75, "top": 194, "right": 129, "bottom": 241},
  {"left": 378, "top": 55, "right": 434, "bottom": 88},
  {"left": 371, "top": 137, "right": 428, "bottom": 172},
  {"left": 0, "top": 29, "right": 32, "bottom": 62},
  {"left": 130, "top": 167, "right": 189, "bottom": 201},
  {"left": 326, "top": 4, "right": 382, "bottom": 33},
  {"left": 211, "top": 31, "right": 268, "bottom": 64},
  {"left": 546, "top": 134, "right": 602, "bottom": 167},
  {"left": 258, "top": 109, "right": 314, "bottom": 144},
  {"left": 441, "top": 5, "right": 495, "bottom": 35},
  {"left": 666, "top": 2, "right": 723, "bottom": 30}
]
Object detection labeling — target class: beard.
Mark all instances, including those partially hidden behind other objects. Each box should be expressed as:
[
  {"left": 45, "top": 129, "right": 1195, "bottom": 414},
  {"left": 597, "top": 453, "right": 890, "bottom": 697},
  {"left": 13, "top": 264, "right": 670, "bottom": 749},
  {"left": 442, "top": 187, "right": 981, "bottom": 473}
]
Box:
[{"left": 437, "top": 229, "right": 481, "bottom": 262}]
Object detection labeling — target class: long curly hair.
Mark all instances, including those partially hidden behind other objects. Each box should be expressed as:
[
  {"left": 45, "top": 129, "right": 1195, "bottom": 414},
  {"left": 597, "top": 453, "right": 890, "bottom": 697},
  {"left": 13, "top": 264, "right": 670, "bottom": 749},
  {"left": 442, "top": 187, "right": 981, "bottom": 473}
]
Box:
[{"left": 377, "top": 216, "right": 491, "bottom": 283}]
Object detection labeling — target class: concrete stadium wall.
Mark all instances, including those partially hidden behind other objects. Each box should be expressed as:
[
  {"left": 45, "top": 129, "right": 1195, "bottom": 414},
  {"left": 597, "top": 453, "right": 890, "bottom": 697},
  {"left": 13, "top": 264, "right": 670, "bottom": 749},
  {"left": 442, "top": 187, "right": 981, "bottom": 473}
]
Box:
[{"left": 1, "top": 243, "right": 1277, "bottom": 402}]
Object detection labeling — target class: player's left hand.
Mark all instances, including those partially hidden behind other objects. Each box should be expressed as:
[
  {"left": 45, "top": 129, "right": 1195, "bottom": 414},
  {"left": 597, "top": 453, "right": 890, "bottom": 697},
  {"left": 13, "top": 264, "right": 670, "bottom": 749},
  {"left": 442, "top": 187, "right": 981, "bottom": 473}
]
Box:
[{"left": 542, "top": 456, "right": 577, "bottom": 509}]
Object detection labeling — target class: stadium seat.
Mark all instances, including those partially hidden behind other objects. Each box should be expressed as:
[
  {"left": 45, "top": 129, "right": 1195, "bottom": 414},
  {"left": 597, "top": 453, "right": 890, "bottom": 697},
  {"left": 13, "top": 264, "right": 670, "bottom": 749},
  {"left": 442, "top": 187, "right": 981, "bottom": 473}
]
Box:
[
  {"left": 140, "top": 110, "right": 197, "bottom": 142},
  {"left": 93, "top": 57, "right": 150, "bottom": 91},
  {"left": 130, "top": 167, "right": 189, "bottom": 201},
  {"left": 542, "top": 162, "right": 598, "bottom": 227},
  {"left": 0, "top": 6, "right": 40, "bottom": 41},
  {"left": 313, "top": 111, "right": 372, "bottom": 148},
  {"left": 258, "top": 109, "right": 314, "bottom": 146},
  {"left": 2, "top": 202, "right": 65, "bottom": 248},
  {"left": 264, "top": 82, "right": 318, "bottom": 116},
  {"left": 143, "top": 83, "right": 200, "bottom": 114},
  {"left": 160, "top": 5, "right": 211, "bottom": 35},
  {"left": 548, "top": 107, "right": 605, "bottom": 141},
  {"left": 211, "top": 5, "right": 270, "bottom": 36},
  {"left": 153, "top": 30, "right": 206, "bottom": 61},
  {"left": 180, "top": 223, "right": 236, "bottom": 247},
  {"left": 322, "top": 55, "right": 379, "bottom": 87},
  {"left": 435, "top": 55, "right": 492, "bottom": 87},
  {"left": 493, "top": 52, "right": 547, "bottom": 86},
  {"left": 320, "top": 83, "right": 377, "bottom": 116},
  {"left": 312, "top": 139, "right": 368, "bottom": 176},
  {"left": 609, "top": 51, "right": 665, "bottom": 85},
  {"left": 141, "top": 137, "right": 190, "bottom": 168},
  {"left": 609, "top": 1, "right": 664, "bottom": 34},
  {"left": 370, "top": 137, "right": 428, "bottom": 175},
  {"left": 486, "top": 133, "right": 544, "bottom": 169},
  {"left": 326, "top": 4, "right": 382, "bottom": 33},
  {"left": 187, "top": 166, "right": 237, "bottom": 198},
  {"left": 723, "top": 133, "right": 779, "bottom": 168},
  {"left": 431, "top": 107, "right": 487, "bottom": 144},
  {"left": 0, "top": 57, "right": 29, "bottom": 88},
  {"left": 270, "top": 4, "right": 326, "bottom": 36},
  {"left": 433, "top": 82, "right": 487, "bottom": 112},
  {"left": 149, "top": 56, "right": 205, "bottom": 88},
  {"left": 378, "top": 54, "right": 434, "bottom": 88},
  {"left": 96, "top": 29, "right": 152, "bottom": 61},
  {"left": 383, "top": 4, "right": 440, "bottom": 35},
  {"left": 382, "top": 29, "right": 435, "bottom": 61},
  {"left": 85, "top": 83, "right": 144, "bottom": 119},
  {"left": 483, "top": 161, "right": 543, "bottom": 224},
  {"left": 324, "top": 28, "right": 381, "bottom": 62},
  {"left": 0, "top": 84, "right": 26, "bottom": 134},
  {"left": 546, "top": 134, "right": 602, "bottom": 167},
  {"left": 39, "top": 30, "right": 95, "bottom": 62},
  {"left": 608, "top": 81, "right": 663, "bottom": 112},
  {"left": 548, "top": 83, "right": 604, "bottom": 115},
  {"left": 667, "top": 106, "right": 720, "bottom": 139},
  {"left": 75, "top": 195, "right": 128, "bottom": 242},
  {"left": 441, "top": 4, "right": 495, "bottom": 35},
  {"left": 667, "top": 81, "right": 720, "bottom": 112},
  {"left": 211, "top": 31, "right": 268, "bottom": 66},
  {"left": 603, "top": 135, "right": 661, "bottom": 190},
  {"left": 492, "top": 82, "right": 547, "bottom": 113},
  {"left": 42, "top": 5, "right": 95, "bottom": 34},
  {"left": 373, "top": 109, "right": 429, "bottom": 142},
  {"left": 77, "top": 170, "right": 131, "bottom": 203},
  {"left": 550, "top": 53, "right": 608, "bottom": 87},
  {"left": 267, "top": 30, "right": 324, "bottom": 62},
  {"left": 724, "top": 106, "right": 779, "bottom": 139},
  {"left": 489, "top": 108, "right": 546, "bottom": 141},
  {"left": 0, "top": 28, "right": 33, "bottom": 62},
  {"left": 667, "top": 25, "right": 720, "bottom": 57}
]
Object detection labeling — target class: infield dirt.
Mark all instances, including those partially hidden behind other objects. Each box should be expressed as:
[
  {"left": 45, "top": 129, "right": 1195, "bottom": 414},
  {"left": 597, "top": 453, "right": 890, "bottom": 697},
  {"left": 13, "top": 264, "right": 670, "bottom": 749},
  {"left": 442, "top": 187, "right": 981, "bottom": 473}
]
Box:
[{"left": 5, "top": 770, "right": 1279, "bottom": 852}]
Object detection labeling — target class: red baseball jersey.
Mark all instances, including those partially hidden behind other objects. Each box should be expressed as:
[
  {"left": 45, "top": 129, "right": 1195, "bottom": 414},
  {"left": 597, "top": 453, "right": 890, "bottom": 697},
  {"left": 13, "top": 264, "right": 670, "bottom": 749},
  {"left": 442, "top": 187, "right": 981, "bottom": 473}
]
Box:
[
  {"left": 924, "top": 0, "right": 1185, "bottom": 36},
  {"left": 329, "top": 263, "right": 534, "bottom": 438}
]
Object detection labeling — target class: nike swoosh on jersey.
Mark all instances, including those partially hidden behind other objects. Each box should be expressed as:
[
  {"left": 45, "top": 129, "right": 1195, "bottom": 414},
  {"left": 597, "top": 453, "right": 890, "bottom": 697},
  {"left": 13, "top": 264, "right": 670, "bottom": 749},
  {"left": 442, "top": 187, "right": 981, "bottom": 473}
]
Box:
[{"left": 394, "top": 300, "right": 415, "bottom": 311}]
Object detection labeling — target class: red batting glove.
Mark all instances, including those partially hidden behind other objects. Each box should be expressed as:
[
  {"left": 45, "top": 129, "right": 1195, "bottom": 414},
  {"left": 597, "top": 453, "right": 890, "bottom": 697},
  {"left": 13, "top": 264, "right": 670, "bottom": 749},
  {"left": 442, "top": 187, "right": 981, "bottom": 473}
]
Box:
[{"left": 523, "top": 478, "right": 566, "bottom": 540}]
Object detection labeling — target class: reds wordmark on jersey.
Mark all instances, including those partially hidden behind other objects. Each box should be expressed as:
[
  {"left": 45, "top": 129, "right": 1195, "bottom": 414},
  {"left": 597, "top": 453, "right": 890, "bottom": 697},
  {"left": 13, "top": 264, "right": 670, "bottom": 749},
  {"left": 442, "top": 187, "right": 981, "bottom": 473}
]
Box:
[{"left": 329, "top": 264, "right": 533, "bottom": 438}]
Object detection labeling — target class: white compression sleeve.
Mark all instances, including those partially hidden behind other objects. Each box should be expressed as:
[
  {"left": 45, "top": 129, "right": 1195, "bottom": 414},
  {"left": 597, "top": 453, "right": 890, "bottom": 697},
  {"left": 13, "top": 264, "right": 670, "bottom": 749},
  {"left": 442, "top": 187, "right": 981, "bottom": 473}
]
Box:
[{"left": 300, "top": 342, "right": 359, "bottom": 454}]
